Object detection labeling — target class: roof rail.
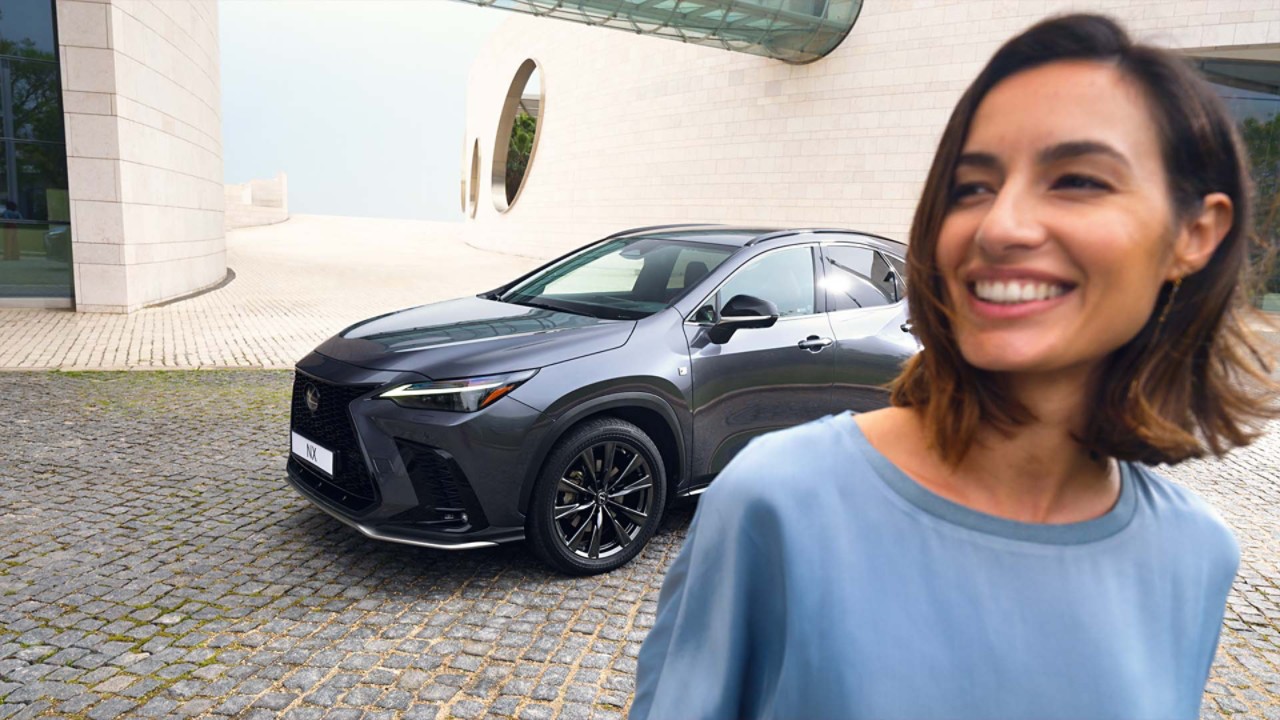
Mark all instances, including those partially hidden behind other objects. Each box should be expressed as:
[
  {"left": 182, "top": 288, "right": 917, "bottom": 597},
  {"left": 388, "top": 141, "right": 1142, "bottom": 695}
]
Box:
[
  {"left": 743, "top": 229, "right": 806, "bottom": 246},
  {"left": 603, "top": 223, "right": 720, "bottom": 241},
  {"left": 744, "top": 228, "right": 905, "bottom": 247}
]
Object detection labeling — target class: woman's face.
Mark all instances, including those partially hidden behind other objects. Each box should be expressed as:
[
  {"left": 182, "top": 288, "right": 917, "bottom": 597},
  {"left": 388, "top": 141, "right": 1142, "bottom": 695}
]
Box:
[{"left": 936, "top": 60, "right": 1185, "bottom": 380}]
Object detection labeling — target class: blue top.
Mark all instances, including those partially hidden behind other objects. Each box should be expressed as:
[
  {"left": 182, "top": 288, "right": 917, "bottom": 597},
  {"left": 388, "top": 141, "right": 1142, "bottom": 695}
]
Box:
[{"left": 632, "top": 413, "right": 1238, "bottom": 720}]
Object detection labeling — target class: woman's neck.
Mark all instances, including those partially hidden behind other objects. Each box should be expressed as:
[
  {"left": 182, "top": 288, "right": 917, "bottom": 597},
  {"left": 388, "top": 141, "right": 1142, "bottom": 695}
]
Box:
[{"left": 859, "top": 367, "right": 1121, "bottom": 525}]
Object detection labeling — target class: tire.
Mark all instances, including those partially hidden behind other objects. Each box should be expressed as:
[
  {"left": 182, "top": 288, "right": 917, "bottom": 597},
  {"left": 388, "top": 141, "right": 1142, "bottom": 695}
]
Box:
[{"left": 527, "top": 417, "right": 668, "bottom": 575}]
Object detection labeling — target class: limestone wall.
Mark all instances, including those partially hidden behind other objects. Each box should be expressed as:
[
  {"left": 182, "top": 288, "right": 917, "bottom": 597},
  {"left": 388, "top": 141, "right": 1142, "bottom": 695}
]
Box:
[
  {"left": 225, "top": 173, "right": 289, "bottom": 230},
  {"left": 463, "top": 0, "right": 1280, "bottom": 258},
  {"left": 58, "top": 0, "right": 224, "bottom": 313}
]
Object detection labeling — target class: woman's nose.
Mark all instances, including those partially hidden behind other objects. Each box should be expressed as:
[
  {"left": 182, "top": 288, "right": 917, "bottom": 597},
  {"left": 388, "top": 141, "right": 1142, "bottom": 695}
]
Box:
[{"left": 974, "top": 185, "right": 1048, "bottom": 256}]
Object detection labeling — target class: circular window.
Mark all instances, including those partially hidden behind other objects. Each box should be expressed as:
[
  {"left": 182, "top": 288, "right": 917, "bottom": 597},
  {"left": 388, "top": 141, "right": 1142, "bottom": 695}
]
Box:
[
  {"left": 469, "top": 139, "right": 480, "bottom": 218},
  {"left": 460, "top": 139, "right": 468, "bottom": 214},
  {"left": 492, "top": 59, "right": 543, "bottom": 212}
]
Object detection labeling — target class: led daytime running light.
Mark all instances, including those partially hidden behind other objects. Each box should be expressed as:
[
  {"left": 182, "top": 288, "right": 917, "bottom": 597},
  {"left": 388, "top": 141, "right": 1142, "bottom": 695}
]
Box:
[
  {"left": 378, "top": 370, "right": 537, "bottom": 412},
  {"left": 382, "top": 380, "right": 507, "bottom": 398}
]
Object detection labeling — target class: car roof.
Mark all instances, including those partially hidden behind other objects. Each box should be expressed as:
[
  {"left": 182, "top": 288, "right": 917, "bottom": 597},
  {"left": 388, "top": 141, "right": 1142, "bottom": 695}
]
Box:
[{"left": 613, "top": 224, "right": 906, "bottom": 253}]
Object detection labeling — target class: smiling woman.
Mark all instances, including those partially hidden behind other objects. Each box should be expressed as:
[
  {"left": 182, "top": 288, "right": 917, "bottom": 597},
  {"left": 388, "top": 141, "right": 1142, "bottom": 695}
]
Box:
[
  {"left": 632, "top": 13, "right": 1279, "bottom": 720},
  {"left": 895, "top": 25, "right": 1274, "bottom": 468}
]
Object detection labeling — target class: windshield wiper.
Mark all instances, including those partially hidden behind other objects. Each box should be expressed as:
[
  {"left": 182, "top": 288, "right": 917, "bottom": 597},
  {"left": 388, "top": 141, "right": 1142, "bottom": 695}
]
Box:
[{"left": 512, "top": 298, "right": 594, "bottom": 317}]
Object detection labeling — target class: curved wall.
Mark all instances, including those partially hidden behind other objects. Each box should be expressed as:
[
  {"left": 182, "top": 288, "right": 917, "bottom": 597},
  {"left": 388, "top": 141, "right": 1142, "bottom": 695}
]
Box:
[
  {"left": 463, "top": 0, "right": 1280, "bottom": 258},
  {"left": 59, "top": 0, "right": 224, "bottom": 312}
]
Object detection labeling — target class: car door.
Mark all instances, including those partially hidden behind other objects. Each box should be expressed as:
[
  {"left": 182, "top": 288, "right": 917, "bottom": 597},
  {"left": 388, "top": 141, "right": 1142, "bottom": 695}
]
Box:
[
  {"left": 683, "top": 244, "right": 836, "bottom": 477},
  {"left": 821, "top": 241, "right": 919, "bottom": 413}
]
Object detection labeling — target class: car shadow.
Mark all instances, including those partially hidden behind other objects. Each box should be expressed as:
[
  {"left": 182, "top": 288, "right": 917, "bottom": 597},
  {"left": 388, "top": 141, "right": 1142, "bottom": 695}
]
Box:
[{"left": 274, "top": 498, "right": 697, "bottom": 598}]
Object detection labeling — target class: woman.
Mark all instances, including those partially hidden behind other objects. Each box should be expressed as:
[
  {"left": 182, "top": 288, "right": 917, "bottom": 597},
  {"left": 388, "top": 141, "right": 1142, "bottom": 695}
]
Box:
[{"left": 631, "top": 14, "right": 1277, "bottom": 720}]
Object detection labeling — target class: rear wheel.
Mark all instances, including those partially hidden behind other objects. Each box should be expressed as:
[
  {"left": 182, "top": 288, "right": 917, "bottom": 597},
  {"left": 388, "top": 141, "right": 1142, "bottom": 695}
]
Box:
[{"left": 527, "top": 418, "right": 667, "bottom": 575}]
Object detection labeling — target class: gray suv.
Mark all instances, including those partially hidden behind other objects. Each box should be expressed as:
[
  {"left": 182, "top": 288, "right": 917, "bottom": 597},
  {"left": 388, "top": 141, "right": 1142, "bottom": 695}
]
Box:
[{"left": 287, "top": 225, "right": 918, "bottom": 574}]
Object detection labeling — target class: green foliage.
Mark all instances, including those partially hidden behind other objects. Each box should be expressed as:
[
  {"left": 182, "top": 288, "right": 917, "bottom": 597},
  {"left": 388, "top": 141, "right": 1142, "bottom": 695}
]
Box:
[
  {"left": 1, "top": 21, "right": 67, "bottom": 215},
  {"left": 505, "top": 113, "right": 538, "bottom": 204},
  {"left": 1240, "top": 114, "right": 1280, "bottom": 295}
]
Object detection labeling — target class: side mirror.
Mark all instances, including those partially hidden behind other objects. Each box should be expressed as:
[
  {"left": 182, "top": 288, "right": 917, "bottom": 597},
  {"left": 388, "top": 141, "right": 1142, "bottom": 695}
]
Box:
[{"left": 708, "top": 294, "right": 780, "bottom": 344}]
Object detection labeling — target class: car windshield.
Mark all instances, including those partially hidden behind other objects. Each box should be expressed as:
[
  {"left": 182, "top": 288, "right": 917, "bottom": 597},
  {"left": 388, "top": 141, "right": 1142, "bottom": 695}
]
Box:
[{"left": 499, "top": 237, "right": 735, "bottom": 320}]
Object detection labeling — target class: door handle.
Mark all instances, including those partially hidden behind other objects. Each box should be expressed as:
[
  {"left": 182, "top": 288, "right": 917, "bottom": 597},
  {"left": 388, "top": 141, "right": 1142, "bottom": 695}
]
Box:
[{"left": 797, "top": 336, "right": 833, "bottom": 352}]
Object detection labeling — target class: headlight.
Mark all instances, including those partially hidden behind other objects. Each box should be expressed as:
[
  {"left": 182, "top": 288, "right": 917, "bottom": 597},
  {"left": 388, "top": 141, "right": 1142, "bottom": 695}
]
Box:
[{"left": 379, "top": 370, "right": 537, "bottom": 412}]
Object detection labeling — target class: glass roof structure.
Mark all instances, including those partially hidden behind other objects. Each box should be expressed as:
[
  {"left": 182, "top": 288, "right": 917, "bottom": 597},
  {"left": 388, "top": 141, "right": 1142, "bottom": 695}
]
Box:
[{"left": 459, "top": 0, "right": 863, "bottom": 63}]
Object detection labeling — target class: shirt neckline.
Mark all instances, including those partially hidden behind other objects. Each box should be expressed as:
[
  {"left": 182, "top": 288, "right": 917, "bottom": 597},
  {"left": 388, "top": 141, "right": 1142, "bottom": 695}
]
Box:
[{"left": 837, "top": 412, "right": 1137, "bottom": 545}]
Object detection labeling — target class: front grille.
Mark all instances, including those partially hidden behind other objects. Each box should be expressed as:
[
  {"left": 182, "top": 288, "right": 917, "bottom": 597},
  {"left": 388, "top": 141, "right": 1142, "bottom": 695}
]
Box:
[
  {"left": 391, "top": 439, "right": 488, "bottom": 532},
  {"left": 290, "top": 372, "right": 378, "bottom": 511}
]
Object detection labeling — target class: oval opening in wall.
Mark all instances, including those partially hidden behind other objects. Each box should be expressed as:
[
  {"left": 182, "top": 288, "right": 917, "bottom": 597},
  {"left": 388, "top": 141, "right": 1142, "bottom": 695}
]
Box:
[
  {"left": 492, "top": 59, "right": 542, "bottom": 213},
  {"left": 469, "top": 139, "right": 481, "bottom": 218}
]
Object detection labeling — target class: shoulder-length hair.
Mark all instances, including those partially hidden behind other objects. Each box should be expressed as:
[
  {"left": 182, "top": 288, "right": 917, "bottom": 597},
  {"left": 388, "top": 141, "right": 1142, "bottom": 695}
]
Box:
[{"left": 891, "top": 13, "right": 1278, "bottom": 466}]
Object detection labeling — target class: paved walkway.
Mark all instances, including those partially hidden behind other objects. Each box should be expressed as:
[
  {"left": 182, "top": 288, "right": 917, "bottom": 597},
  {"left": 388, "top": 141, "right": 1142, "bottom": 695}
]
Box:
[
  {"left": 0, "top": 216, "right": 543, "bottom": 370},
  {"left": 0, "top": 371, "right": 1277, "bottom": 719}
]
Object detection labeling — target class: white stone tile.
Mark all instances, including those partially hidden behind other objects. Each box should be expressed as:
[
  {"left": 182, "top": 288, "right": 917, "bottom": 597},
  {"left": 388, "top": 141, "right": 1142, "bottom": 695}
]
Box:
[
  {"left": 62, "top": 91, "right": 113, "bottom": 116},
  {"left": 56, "top": 0, "right": 110, "bottom": 48},
  {"left": 74, "top": 262, "right": 129, "bottom": 307},
  {"left": 66, "top": 157, "right": 119, "bottom": 202},
  {"left": 1201, "top": 23, "right": 1237, "bottom": 46},
  {"left": 63, "top": 46, "right": 116, "bottom": 94},
  {"left": 1233, "top": 20, "right": 1273, "bottom": 43},
  {"left": 73, "top": 200, "right": 125, "bottom": 244},
  {"left": 68, "top": 113, "right": 119, "bottom": 159},
  {"left": 72, "top": 242, "right": 124, "bottom": 265}
]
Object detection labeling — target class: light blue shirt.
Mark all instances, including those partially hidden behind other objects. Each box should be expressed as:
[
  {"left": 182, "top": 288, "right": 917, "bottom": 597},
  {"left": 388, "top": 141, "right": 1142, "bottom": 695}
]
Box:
[{"left": 632, "top": 413, "right": 1238, "bottom": 720}]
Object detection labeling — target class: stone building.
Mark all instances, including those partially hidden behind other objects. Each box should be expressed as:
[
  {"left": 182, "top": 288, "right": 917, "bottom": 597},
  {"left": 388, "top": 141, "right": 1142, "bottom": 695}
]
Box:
[
  {"left": 1, "top": 0, "right": 222, "bottom": 312},
  {"left": 460, "top": 0, "right": 1280, "bottom": 304}
]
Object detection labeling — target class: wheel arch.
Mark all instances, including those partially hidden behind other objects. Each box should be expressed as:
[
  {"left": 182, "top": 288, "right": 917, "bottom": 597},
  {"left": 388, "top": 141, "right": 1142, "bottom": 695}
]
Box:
[{"left": 517, "top": 393, "right": 686, "bottom": 516}]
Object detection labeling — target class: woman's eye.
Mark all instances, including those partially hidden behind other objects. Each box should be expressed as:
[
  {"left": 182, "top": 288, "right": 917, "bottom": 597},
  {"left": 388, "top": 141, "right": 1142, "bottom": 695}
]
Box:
[
  {"left": 1053, "top": 174, "right": 1111, "bottom": 191},
  {"left": 949, "top": 182, "right": 991, "bottom": 204}
]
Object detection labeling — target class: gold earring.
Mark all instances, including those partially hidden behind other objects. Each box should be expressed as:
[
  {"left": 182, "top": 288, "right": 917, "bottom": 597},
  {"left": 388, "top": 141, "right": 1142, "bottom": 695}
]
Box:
[{"left": 1157, "top": 276, "right": 1182, "bottom": 326}]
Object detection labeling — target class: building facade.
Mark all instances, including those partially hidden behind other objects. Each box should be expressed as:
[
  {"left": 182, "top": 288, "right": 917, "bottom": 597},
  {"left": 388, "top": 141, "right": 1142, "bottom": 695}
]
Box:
[
  {"left": 460, "top": 0, "right": 1280, "bottom": 302},
  {"left": 1, "top": 0, "right": 223, "bottom": 312}
]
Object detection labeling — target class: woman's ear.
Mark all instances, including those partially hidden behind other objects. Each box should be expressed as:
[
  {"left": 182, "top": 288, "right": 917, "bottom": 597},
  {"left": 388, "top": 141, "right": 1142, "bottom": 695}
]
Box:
[{"left": 1169, "top": 192, "right": 1233, "bottom": 280}]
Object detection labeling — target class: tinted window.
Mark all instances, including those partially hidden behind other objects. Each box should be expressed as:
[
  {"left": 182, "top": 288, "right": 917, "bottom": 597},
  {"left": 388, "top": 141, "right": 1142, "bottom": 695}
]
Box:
[
  {"left": 0, "top": 0, "right": 57, "bottom": 57},
  {"left": 718, "top": 246, "right": 815, "bottom": 317},
  {"left": 823, "top": 245, "right": 896, "bottom": 310},
  {"left": 667, "top": 247, "right": 727, "bottom": 292},
  {"left": 882, "top": 252, "right": 907, "bottom": 300},
  {"left": 503, "top": 237, "right": 734, "bottom": 320},
  {"left": 7, "top": 58, "right": 62, "bottom": 142}
]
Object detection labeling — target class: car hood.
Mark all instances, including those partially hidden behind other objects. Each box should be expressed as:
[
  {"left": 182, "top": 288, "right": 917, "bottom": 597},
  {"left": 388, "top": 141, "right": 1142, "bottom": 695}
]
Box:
[{"left": 314, "top": 296, "right": 635, "bottom": 377}]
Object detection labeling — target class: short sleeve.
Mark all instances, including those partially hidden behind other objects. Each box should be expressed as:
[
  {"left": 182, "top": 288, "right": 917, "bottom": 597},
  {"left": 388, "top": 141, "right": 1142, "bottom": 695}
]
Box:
[{"left": 630, "top": 463, "right": 788, "bottom": 719}]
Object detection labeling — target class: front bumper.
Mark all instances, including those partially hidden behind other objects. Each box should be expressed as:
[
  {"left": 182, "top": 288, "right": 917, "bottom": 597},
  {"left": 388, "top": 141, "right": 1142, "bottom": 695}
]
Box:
[{"left": 287, "top": 352, "right": 551, "bottom": 549}]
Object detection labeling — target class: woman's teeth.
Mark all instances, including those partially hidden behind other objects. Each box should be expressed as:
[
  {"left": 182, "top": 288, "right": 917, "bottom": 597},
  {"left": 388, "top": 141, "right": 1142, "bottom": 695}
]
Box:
[{"left": 972, "top": 280, "right": 1067, "bottom": 304}]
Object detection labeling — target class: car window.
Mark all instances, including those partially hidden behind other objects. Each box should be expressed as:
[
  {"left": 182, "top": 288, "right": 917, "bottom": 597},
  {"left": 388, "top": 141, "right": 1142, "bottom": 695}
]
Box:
[
  {"left": 543, "top": 251, "right": 643, "bottom": 295},
  {"left": 718, "top": 246, "right": 816, "bottom": 317},
  {"left": 823, "top": 245, "right": 895, "bottom": 310},
  {"left": 503, "top": 237, "right": 734, "bottom": 320},
  {"left": 881, "top": 251, "right": 907, "bottom": 300},
  {"left": 666, "top": 247, "right": 730, "bottom": 292}
]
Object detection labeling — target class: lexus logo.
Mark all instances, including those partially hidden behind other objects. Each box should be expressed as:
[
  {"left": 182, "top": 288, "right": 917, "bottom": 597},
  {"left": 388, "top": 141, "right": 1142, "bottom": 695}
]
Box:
[{"left": 305, "top": 384, "right": 321, "bottom": 413}]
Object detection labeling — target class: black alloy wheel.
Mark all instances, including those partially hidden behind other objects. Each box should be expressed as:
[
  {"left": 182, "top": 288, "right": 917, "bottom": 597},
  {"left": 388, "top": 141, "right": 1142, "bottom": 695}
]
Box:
[{"left": 527, "top": 418, "right": 667, "bottom": 575}]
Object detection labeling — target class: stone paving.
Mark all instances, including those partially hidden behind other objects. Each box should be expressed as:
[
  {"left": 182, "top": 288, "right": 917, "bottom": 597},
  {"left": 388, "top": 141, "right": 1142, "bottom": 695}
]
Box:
[
  {"left": 0, "top": 370, "right": 1277, "bottom": 719},
  {"left": 0, "top": 371, "right": 691, "bottom": 720},
  {"left": 0, "top": 216, "right": 543, "bottom": 370}
]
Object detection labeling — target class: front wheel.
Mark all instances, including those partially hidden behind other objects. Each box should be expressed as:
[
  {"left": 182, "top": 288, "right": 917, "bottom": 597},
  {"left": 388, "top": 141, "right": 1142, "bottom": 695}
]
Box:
[{"left": 526, "top": 418, "right": 667, "bottom": 575}]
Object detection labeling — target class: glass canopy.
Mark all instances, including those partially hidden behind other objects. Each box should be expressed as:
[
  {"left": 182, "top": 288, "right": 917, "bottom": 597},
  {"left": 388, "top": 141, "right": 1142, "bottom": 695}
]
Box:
[{"left": 459, "top": 0, "right": 863, "bottom": 63}]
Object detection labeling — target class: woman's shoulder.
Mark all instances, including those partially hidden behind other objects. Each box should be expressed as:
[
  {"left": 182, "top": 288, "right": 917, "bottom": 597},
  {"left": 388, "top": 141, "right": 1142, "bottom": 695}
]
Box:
[
  {"left": 700, "top": 413, "right": 868, "bottom": 509},
  {"left": 1126, "top": 463, "right": 1239, "bottom": 566}
]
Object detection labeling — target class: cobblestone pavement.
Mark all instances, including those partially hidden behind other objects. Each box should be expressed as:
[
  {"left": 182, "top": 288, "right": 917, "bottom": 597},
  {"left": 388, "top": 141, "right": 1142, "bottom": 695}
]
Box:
[{"left": 0, "top": 371, "right": 1276, "bottom": 720}]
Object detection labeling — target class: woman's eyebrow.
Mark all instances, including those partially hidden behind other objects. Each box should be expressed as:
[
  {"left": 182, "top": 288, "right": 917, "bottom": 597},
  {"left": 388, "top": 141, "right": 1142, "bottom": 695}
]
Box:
[
  {"left": 1037, "top": 140, "right": 1131, "bottom": 168},
  {"left": 955, "top": 152, "right": 1000, "bottom": 171}
]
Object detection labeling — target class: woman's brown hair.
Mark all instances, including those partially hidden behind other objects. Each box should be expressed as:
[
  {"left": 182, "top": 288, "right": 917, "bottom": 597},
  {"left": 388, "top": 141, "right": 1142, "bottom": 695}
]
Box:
[{"left": 891, "top": 13, "right": 1278, "bottom": 466}]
